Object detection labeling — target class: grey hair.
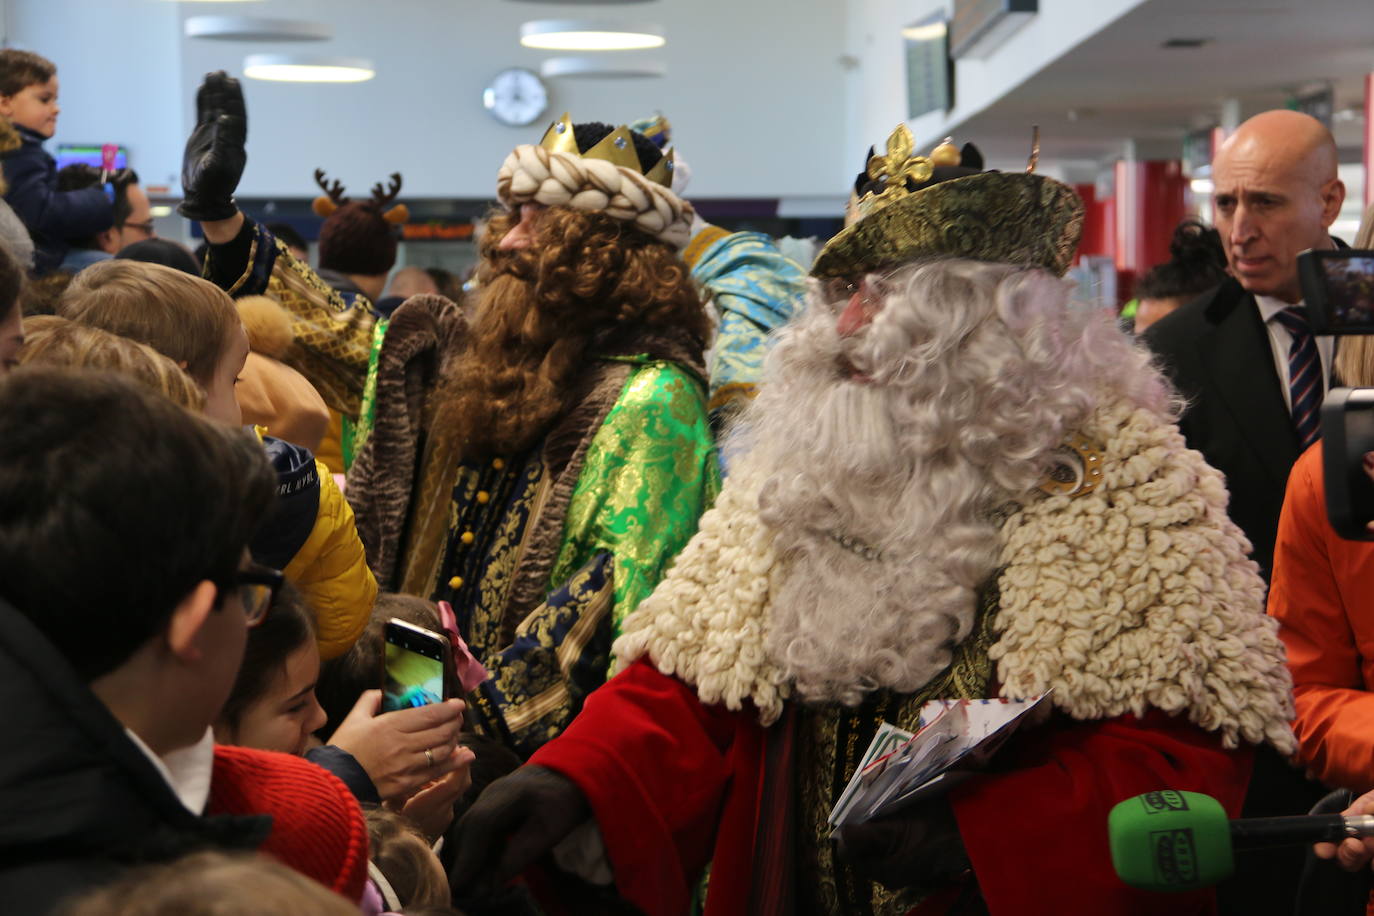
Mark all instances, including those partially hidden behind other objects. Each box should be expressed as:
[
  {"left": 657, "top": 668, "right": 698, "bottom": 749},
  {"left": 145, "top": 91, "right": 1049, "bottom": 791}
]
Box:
[{"left": 733, "top": 258, "right": 1178, "bottom": 706}]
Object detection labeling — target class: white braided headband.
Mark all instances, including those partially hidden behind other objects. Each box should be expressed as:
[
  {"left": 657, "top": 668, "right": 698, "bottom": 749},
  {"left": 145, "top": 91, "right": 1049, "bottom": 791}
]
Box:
[{"left": 496, "top": 144, "right": 694, "bottom": 248}]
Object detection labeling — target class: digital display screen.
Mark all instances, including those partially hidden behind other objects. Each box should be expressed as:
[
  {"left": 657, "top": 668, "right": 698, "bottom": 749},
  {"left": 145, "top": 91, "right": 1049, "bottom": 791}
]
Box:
[
  {"left": 1321, "top": 256, "right": 1374, "bottom": 329},
  {"left": 54, "top": 144, "right": 128, "bottom": 172},
  {"left": 382, "top": 641, "right": 444, "bottom": 712},
  {"left": 904, "top": 17, "right": 952, "bottom": 120}
]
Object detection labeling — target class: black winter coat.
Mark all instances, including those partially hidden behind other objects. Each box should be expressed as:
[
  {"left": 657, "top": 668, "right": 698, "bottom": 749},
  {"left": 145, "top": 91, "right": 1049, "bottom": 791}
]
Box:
[{"left": 0, "top": 597, "right": 267, "bottom": 915}]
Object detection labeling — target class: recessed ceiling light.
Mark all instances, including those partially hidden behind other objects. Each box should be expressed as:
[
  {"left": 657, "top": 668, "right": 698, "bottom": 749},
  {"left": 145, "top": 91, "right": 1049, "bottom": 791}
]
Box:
[
  {"left": 185, "top": 17, "right": 331, "bottom": 42},
  {"left": 1161, "top": 37, "right": 1212, "bottom": 49},
  {"left": 540, "top": 57, "right": 666, "bottom": 78},
  {"left": 520, "top": 20, "right": 664, "bottom": 51},
  {"left": 243, "top": 55, "right": 375, "bottom": 83}
]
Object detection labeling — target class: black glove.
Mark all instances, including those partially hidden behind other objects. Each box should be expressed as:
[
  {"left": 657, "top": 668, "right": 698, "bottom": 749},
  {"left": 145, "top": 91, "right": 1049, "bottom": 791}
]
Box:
[
  {"left": 178, "top": 71, "right": 247, "bottom": 221},
  {"left": 834, "top": 796, "right": 970, "bottom": 890},
  {"left": 449, "top": 765, "right": 591, "bottom": 895}
]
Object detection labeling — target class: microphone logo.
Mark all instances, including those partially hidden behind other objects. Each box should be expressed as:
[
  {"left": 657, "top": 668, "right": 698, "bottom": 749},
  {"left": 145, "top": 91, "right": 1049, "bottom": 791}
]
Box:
[
  {"left": 1140, "top": 790, "right": 1190, "bottom": 814},
  {"left": 1151, "top": 828, "right": 1200, "bottom": 885}
]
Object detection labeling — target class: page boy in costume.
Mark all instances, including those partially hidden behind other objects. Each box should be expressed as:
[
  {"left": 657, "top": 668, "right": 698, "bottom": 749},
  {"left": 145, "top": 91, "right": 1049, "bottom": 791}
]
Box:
[{"left": 447, "top": 127, "right": 1297, "bottom": 915}]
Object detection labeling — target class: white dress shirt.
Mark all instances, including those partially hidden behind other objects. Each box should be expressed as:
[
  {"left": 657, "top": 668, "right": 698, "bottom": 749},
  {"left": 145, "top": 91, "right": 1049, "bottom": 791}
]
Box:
[
  {"left": 1254, "top": 296, "right": 1335, "bottom": 413},
  {"left": 124, "top": 726, "right": 216, "bottom": 815}
]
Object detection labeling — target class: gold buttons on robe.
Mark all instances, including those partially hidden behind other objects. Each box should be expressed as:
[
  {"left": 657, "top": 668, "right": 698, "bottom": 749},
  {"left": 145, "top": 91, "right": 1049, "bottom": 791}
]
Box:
[
  {"left": 476, "top": 491, "right": 490, "bottom": 504},
  {"left": 461, "top": 531, "right": 475, "bottom": 545},
  {"left": 492, "top": 458, "right": 505, "bottom": 470},
  {"left": 449, "top": 575, "right": 464, "bottom": 589}
]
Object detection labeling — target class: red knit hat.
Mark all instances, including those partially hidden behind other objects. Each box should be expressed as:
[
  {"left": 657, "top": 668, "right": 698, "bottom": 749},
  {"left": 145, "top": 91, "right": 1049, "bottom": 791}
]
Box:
[{"left": 206, "top": 744, "right": 370, "bottom": 903}]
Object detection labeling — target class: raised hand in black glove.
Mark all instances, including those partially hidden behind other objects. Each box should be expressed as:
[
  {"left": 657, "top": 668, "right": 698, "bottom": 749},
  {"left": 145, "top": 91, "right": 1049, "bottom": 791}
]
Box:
[
  {"left": 178, "top": 71, "right": 247, "bottom": 221},
  {"left": 834, "top": 795, "right": 971, "bottom": 890},
  {"left": 449, "top": 765, "right": 591, "bottom": 896}
]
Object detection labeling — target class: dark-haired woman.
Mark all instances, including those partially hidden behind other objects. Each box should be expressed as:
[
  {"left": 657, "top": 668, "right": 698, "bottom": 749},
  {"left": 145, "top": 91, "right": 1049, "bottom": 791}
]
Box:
[
  {"left": 1131, "top": 219, "right": 1229, "bottom": 333},
  {"left": 215, "top": 584, "right": 472, "bottom": 842}
]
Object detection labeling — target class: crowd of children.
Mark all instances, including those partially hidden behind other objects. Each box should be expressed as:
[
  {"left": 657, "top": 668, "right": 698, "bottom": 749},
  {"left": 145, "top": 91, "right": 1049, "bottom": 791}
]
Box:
[{"left": 0, "top": 47, "right": 487, "bottom": 916}]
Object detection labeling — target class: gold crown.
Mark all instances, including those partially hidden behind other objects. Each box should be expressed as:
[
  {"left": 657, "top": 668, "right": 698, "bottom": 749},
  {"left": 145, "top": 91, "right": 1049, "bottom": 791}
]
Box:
[
  {"left": 858, "top": 124, "right": 932, "bottom": 218},
  {"left": 539, "top": 112, "right": 677, "bottom": 188},
  {"left": 813, "top": 122, "right": 1084, "bottom": 280}
]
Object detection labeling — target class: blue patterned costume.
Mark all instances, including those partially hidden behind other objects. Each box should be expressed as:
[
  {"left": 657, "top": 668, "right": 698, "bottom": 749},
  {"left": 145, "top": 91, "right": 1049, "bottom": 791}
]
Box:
[{"left": 683, "top": 226, "right": 808, "bottom": 439}]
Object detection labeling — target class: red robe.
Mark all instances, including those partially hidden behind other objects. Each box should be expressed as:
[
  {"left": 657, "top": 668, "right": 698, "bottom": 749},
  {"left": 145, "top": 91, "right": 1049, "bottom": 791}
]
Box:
[{"left": 530, "top": 660, "right": 1254, "bottom": 916}]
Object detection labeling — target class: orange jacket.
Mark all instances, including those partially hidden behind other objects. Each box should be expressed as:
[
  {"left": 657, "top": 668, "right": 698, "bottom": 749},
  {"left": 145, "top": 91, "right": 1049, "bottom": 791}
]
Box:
[{"left": 1269, "top": 443, "right": 1374, "bottom": 791}]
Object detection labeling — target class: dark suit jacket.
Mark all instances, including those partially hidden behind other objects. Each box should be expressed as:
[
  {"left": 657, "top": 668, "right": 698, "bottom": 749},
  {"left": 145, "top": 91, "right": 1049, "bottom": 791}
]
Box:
[{"left": 1143, "top": 277, "right": 1301, "bottom": 580}]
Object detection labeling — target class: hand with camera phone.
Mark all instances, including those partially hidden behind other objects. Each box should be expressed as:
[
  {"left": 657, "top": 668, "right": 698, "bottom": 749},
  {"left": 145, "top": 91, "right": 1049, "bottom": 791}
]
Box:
[{"left": 328, "top": 688, "right": 470, "bottom": 805}]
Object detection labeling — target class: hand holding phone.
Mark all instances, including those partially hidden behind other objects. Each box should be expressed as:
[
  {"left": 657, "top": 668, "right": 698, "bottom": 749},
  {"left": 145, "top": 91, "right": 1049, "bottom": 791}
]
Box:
[
  {"left": 382, "top": 619, "right": 452, "bottom": 713},
  {"left": 329, "top": 689, "right": 467, "bottom": 802}
]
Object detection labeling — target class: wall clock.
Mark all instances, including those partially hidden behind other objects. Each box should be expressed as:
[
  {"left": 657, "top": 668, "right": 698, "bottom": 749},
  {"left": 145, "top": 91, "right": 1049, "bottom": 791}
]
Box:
[{"left": 482, "top": 67, "right": 549, "bottom": 127}]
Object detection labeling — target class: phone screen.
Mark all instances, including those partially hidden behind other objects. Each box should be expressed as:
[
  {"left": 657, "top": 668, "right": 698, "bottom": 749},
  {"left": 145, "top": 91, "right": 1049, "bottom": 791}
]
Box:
[
  {"left": 1300, "top": 249, "right": 1374, "bottom": 334},
  {"left": 1322, "top": 255, "right": 1374, "bottom": 327},
  {"left": 382, "top": 640, "right": 445, "bottom": 712}
]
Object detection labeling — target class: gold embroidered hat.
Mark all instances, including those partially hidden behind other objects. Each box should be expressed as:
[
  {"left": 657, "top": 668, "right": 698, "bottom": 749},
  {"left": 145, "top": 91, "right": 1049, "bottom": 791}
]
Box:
[
  {"left": 496, "top": 113, "right": 693, "bottom": 247},
  {"left": 813, "top": 124, "right": 1085, "bottom": 279}
]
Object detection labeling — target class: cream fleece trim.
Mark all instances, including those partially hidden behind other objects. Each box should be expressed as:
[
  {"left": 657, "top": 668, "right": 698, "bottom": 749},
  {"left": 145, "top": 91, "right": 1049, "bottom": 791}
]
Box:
[
  {"left": 613, "top": 398, "right": 1297, "bottom": 753},
  {"left": 991, "top": 401, "right": 1296, "bottom": 754},
  {"left": 612, "top": 460, "right": 790, "bottom": 723}
]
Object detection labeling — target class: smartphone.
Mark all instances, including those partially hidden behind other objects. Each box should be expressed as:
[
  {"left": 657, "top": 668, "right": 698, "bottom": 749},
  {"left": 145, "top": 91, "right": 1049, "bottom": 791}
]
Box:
[
  {"left": 1297, "top": 248, "right": 1374, "bottom": 335},
  {"left": 381, "top": 619, "right": 452, "bottom": 713}
]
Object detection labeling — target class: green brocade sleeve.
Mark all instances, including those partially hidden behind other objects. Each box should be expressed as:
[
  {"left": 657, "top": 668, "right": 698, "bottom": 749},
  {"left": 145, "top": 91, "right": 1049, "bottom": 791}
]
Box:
[
  {"left": 340, "top": 317, "right": 389, "bottom": 470},
  {"left": 547, "top": 359, "right": 721, "bottom": 637}
]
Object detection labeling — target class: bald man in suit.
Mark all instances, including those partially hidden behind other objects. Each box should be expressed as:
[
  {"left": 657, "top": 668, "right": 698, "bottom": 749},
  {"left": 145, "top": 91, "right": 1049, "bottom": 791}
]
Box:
[
  {"left": 1145, "top": 109, "right": 1346, "bottom": 916},
  {"left": 1145, "top": 110, "right": 1344, "bottom": 579}
]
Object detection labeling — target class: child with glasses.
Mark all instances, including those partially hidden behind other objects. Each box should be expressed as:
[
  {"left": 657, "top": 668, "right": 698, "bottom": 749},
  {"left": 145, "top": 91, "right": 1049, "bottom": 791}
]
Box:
[{"left": 0, "top": 368, "right": 372, "bottom": 910}]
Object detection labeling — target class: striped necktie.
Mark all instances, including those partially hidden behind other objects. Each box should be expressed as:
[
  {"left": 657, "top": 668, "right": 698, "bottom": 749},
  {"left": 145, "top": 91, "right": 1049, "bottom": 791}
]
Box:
[{"left": 1272, "top": 306, "right": 1321, "bottom": 449}]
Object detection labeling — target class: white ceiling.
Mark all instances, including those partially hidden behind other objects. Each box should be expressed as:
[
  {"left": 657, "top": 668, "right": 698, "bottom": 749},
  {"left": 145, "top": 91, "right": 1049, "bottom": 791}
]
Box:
[{"left": 952, "top": 0, "right": 1374, "bottom": 168}]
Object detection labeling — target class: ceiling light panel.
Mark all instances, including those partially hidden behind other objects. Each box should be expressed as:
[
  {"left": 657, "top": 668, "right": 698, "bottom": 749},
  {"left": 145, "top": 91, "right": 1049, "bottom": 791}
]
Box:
[
  {"left": 540, "top": 57, "right": 666, "bottom": 78},
  {"left": 185, "top": 16, "right": 331, "bottom": 41},
  {"left": 520, "top": 20, "right": 665, "bottom": 51},
  {"left": 243, "top": 55, "right": 375, "bottom": 83}
]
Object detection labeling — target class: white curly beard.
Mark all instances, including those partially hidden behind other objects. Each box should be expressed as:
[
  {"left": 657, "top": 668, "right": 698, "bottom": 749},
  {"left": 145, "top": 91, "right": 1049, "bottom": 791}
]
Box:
[{"left": 734, "top": 259, "right": 1157, "bottom": 707}]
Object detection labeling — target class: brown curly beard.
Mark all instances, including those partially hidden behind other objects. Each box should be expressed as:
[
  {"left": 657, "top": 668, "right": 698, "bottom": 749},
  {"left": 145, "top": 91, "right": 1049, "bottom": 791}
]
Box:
[{"left": 432, "top": 206, "right": 708, "bottom": 460}]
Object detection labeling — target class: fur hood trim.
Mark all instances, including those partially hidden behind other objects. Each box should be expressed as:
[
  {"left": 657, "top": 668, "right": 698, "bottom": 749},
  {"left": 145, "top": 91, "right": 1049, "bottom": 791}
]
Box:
[
  {"left": 614, "top": 398, "right": 1296, "bottom": 753},
  {"left": 237, "top": 295, "right": 295, "bottom": 359}
]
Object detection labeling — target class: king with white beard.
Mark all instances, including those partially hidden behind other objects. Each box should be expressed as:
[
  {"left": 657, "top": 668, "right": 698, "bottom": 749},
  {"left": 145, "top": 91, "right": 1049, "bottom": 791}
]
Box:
[{"left": 449, "top": 126, "right": 1297, "bottom": 916}]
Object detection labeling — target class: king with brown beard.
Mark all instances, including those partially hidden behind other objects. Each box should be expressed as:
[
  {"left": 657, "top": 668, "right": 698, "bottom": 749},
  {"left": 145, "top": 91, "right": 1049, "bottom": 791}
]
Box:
[
  {"left": 447, "top": 126, "right": 1298, "bottom": 915},
  {"left": 343, "top": 114, "right": 719, "bottom": 758}
]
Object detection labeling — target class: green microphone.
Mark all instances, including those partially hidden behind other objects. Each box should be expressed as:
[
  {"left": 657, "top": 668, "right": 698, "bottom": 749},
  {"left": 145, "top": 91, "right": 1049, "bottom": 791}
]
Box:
[{"left": 1109, "top": 790, "right": 1374, "bottom": 893}]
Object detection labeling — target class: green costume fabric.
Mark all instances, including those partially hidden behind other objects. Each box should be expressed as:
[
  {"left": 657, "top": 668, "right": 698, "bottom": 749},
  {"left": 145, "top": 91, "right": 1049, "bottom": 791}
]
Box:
[
  {"left": 550, "top": 356, "right": 722, "bottom": 636},
  {"left": 342, "top": 316, "right": 389, "bottom": 470},
  {"left": 430, "top": 354, "right": 719, "bottom": 757}
]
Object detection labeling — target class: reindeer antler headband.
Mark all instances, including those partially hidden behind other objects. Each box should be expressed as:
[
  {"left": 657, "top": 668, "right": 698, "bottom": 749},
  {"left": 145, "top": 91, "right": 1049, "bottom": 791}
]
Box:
[{"left": 312, "top": 169, "right": 409, "bottom": 225}]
